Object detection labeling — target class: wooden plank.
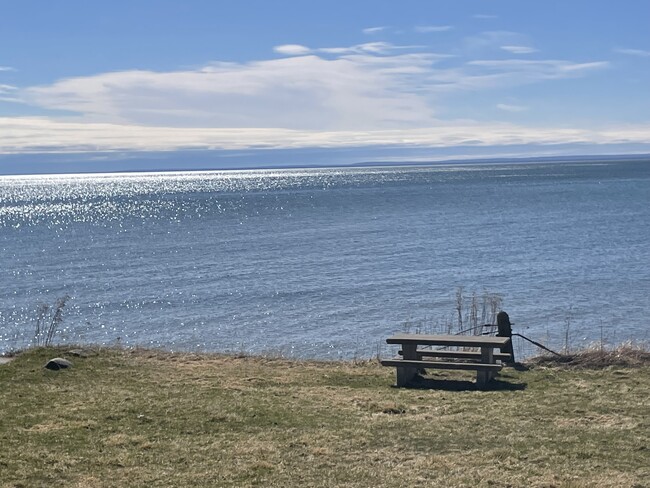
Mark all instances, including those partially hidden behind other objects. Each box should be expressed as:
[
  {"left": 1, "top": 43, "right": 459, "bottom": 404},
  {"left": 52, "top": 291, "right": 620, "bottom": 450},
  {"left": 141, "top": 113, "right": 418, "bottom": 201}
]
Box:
[
  {"left": 380, "top": 359, "right": 502, "bottom": 371},
  {"left": 398, "top": 349, "right": 512, "bottom": 361},
  {"left": 386, "top": 333, "right": 511, "bottom": 348}
]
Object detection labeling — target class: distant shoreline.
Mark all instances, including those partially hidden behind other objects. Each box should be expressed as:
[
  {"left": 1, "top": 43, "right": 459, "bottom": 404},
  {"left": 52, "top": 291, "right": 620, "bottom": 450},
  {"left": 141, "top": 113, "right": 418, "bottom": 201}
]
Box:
[{"left": 1, "top": 152, "right": 649, "bottom": 177}]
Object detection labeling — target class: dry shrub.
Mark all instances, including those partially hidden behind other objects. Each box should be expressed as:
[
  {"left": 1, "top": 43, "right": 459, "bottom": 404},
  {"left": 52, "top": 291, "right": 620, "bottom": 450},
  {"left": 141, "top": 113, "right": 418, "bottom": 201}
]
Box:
[{"left": 527, "top": 342, "right": 650, "bottom": 369}]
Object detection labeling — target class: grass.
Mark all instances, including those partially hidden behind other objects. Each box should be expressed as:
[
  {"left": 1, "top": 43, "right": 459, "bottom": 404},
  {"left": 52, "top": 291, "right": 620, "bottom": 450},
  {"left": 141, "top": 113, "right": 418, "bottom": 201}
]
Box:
[
  {"left": 527, "top": 342, "right": 650, "bottom": 369},
  {"left": 1, "top": 346, "right": 649, "bottom": 487}
]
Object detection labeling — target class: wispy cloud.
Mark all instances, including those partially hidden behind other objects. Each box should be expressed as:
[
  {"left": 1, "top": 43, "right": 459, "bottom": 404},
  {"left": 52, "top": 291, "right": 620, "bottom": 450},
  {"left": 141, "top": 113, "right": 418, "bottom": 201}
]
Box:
[
  {"left": 556, "top": 61, "right": 610, "bottom": 73},
  {"left": 318, "top": 42, "right": 423, "bottom": 55},
  {"left": 0, "top": 66, "right": 16, "bottom": 72},
  {"left": 362, "top": 26, "right": 387, "bottom": 35},
  {"left": 463, "top": 31, "right": 523, "bottom": 53},
  {"left": 414, "top": 25, "right": 453, "bottom": 33},
  {"left": 273, "top": 44, "right": 311, "bottom": 56},
  {"left": 420, "top": 58, "right": 610, "bottom": 94},
  {"left": 464, "top": 32, "right": 542, "bottom": 57},
  {"left": 501, "top": 45, "right": 538, "bottom": 54},
  {"left": 497, "top": 103, "right": 528, "bottom": 112},
  {"left": 465, "top": 59, "right": 609, "bottom": 82},
  {"left": 474, "top": 14, "right": 498, "bottom": 20},
  {"left": 614, "top": 48, "right": 650, "bottom": 57},
  {"left": 273, "top": 42, "right": 423, "bottom": 57},
  {"left": 0, "top": 84, "right": 19, "bottom": 102}
]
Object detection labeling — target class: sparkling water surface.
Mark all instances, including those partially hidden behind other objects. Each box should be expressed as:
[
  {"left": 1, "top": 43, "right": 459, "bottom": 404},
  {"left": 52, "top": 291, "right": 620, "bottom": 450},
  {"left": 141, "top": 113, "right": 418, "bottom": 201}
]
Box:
[{"left": 1, "top": 161, "right": 649, "bottom": 358}]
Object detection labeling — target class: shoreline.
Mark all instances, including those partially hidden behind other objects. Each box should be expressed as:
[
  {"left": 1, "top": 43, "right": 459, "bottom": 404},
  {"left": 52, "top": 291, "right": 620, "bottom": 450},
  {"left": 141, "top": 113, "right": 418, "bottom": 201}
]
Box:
[
  {"left": 3, "top": 341, "right": 649, "bottom": 368},
  {"left": 2, "top": 153, "right": 649, "bottom": 177}
]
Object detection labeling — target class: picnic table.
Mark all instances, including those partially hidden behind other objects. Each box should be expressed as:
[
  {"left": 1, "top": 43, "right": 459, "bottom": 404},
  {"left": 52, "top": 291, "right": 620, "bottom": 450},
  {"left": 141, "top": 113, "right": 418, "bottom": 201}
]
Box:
[{"left": 381, "top": 333, "right": 512, "bottom": 388}]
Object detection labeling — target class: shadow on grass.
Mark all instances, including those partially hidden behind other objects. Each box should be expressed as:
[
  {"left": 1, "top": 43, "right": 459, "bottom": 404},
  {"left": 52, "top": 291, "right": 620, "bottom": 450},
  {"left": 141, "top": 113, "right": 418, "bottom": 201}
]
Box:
[
  {"left": 509, "top": 362, "right": 530, "bottom": 372},
  {"left": 396, "top": 374, "right": 527, "bottom": 392}
]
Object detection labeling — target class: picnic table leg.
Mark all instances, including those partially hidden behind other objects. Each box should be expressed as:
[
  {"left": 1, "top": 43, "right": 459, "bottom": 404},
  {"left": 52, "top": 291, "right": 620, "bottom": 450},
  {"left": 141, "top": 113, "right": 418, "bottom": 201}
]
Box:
[
  {"left": 477, "top": 346, "right": 495, "bottom": 387},
  {"left": 396, "top": 343, "right": 418, "bottom": 387},
  {"left": 476, "top": 370, "right": 488, "bottom": 388}
]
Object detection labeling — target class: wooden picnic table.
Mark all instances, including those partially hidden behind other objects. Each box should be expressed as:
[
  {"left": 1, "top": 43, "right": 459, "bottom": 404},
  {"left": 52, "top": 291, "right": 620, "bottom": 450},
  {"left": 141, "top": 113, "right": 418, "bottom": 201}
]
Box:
[{"left": 381, "top": 333, "right": 512, "bottom": 388}]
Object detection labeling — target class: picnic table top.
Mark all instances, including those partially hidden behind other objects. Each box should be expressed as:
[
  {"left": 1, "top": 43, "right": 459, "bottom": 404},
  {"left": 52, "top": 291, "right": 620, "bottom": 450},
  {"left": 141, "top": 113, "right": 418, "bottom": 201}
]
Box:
[{"left": 386, "top": 333, "right": 511, "bottom": 348}]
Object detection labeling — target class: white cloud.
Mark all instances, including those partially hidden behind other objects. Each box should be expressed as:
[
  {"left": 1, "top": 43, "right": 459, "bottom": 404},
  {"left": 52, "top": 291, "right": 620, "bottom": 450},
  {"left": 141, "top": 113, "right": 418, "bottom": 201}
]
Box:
[
  {"left": 614, "top": 48, "right": 650, "bottom": 57},
  {"left": 497, "top": 103, "right": 528, "bottom": 112},
  {"left": 414, "top": 25, "right": 453, "bottom": 33},
  {"left": 2, "top": 116, "right": 650, "bottom": 154},
  {"left": 362, "top": 26, "right": 387, "bottom": 35},
  {"left": 474, "top": 14, "right": 498, "bottom": 20},
  {"left": 0, "top": 66, "right": 15, "bottom": 72},
  {"left": 0, "top": 84, "right": 17, "bottom": 93},
  {"left": 9, "top": 42, "right": 613, "bottom": 152},
  {"left": 500, "top": 45, "right": 538, "bottom": 54},
  {"left": 20, "top": 50, "right": 610, "bottom": 126},
  {"left": 22, "top": 52, "right": 440, "bottom": 131},
  {"left": 273, "top": 44, "right": 312, "bottom": 56},
  {"left": 19, "top": 51, "right": 610, "bottom": 130}
]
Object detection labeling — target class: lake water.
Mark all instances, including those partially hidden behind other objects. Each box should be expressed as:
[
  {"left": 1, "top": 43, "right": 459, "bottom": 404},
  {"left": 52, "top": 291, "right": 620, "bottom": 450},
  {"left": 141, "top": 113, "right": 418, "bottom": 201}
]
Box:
[{"left": 1, "top": 161, "right": 649, "bottom": 358}]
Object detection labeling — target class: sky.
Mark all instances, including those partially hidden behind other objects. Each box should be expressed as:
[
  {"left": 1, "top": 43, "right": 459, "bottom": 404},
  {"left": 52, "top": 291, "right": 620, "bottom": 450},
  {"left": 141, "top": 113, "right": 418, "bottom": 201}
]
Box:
[{"left": 1, "top": 0, "right": 650, "bottom": 174}]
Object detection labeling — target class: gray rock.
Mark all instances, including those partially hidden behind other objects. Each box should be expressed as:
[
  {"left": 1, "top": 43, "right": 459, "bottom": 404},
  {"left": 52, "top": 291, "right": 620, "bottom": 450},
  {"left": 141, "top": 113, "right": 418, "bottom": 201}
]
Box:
[{"left": 44, "top": 357, "right": 73, "bottom": 371}]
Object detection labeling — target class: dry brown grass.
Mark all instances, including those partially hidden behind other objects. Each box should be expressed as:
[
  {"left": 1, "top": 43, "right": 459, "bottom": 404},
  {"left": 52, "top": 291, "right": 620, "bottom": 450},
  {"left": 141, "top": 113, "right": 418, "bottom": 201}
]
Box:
[
  {"left": 1, "top": 346, "right": 648, "bottom": 487},
  {"left": 527, "top": 342, "right": 650, "bottom": 369}
]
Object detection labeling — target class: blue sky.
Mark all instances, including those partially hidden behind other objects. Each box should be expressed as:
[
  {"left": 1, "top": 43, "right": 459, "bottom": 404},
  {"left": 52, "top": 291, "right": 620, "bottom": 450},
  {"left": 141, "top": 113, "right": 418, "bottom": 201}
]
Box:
[{"left": 1, "top": 0, "right": 650, "bottom": 173}]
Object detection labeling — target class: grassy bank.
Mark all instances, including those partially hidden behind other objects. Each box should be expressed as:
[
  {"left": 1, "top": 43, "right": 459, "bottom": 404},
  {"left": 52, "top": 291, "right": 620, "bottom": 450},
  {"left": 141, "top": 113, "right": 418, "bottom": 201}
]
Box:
[{"left": 1, "top": 347, "right": 648, "bottom": 487}]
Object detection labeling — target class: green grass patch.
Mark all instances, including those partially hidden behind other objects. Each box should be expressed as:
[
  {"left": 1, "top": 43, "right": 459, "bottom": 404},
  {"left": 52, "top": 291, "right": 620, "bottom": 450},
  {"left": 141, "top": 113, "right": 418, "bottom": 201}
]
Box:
[{"left": 1, "top": 346, "right": 648, "bottom": 487}]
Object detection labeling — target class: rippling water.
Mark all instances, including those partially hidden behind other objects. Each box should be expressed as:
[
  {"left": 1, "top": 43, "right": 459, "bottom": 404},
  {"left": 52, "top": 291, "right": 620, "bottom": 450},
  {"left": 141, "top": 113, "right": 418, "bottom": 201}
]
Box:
[{"left": 1, "top": 161, "right": 649, "bottom": 358}]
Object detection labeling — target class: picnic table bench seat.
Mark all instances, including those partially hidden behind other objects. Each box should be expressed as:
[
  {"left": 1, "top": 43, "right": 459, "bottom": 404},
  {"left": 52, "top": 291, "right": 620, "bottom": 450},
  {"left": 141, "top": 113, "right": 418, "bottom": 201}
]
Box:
[
  {"left": 380, "top": 359, "right": 503, "bottom": 371},
  {"left": 386, "top": 333, "right": 511, "bottom": 348},
  {"left": 397, "top": 349, "right": 512, "bottom": 362}
]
